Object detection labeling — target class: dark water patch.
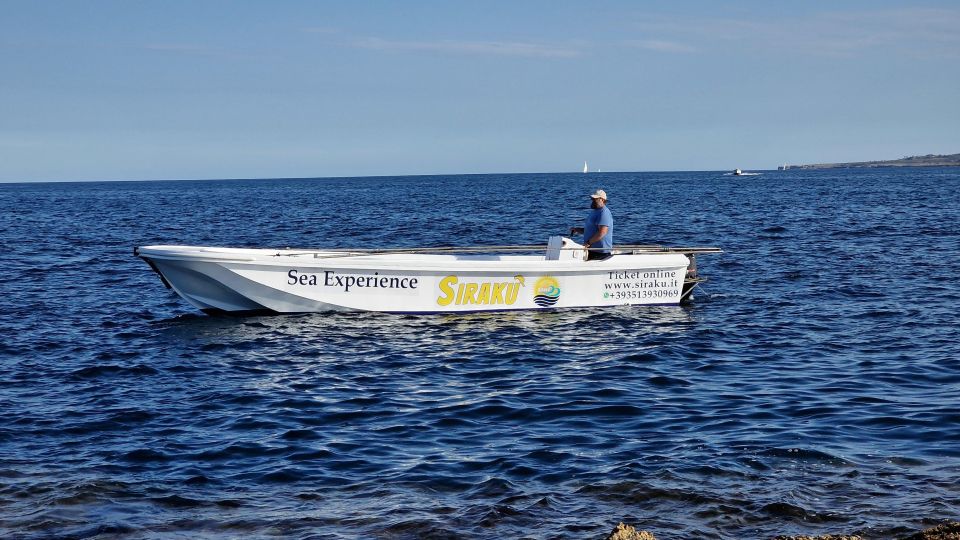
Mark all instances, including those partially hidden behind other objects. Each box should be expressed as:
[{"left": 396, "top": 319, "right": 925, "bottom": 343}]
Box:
[
  {"left": 379, "top": 518, "right": 460, "bottom": 539},
  {"left": 288, "top": 449, "right": 335, "bottom": 462},
  {"left": 94, "top": 350, "right": 141, "bottom": 362},
  {"left": 648, "top": 375, "right": 691, "bottom": 387},
  {"left": 217, "top": 392, "right": 267, "bottom": 406},
  {"left": 66, "top": 523, "right": 140, "bottom": 538},
  {"left": 227, "top": 416, "right": 284, "bottom": 431},
  {"left": 758, "top": 447, "right": 854, "bottom": 465},
  {"left": 259, "top": 468, "right": 305, "bottom": 483},
  {"left": 151, "top": 494, "right": 207, "bottom": 508},
  {"left": 122, "top": 448, "right": 171, "bottom": 463},
  {"left": 578, "top": 481, "right": 720, "bottom": 506},
  {"left": 106, "top": 409, "right": 155, "bottom": 424},
  {"left": 195, "top": 441, "right": 284, "bottom": 462},
  {"left": 280, "top": 428, "right": 322, "bottom": 441},
  {"left": 885, "top": 456, "right": 930, "bottom": 467},
  {"left": 70, "top": 363, "right": 158, "bottom": 379},
  {"left": 433, "top": 416, "right": 478, "bottom": 429},
  {"left": 113, "top": 330, "right": 152, "bottom": 339},
  {"left": 759, "top": 501, "right": 847, "bottom": 523},
  {"left": 183, "top": 475, "right": 213, "bottom": 486}
]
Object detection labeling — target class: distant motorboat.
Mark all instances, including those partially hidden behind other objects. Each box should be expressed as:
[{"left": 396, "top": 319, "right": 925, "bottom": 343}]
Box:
[{"left": 726, "top": 168, "right": 762, "bottom": 177}]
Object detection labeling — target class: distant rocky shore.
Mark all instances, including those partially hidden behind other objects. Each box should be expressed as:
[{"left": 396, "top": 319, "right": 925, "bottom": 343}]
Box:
[
  {"left": 603, "top": 520, "right": 960, "bottom": 540},
  {"left": 788, "top": 153, "right": 960, "bottom": 170}
]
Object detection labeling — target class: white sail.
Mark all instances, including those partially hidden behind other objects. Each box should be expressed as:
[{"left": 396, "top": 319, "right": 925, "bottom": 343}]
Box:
[{"left": 583, "top": 161, "right": 588, "bottom": 173}]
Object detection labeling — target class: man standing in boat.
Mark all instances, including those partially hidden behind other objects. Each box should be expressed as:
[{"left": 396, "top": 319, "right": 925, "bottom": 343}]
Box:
[{"left": 570, "top": 189, "right": 613, "bottom": 261}]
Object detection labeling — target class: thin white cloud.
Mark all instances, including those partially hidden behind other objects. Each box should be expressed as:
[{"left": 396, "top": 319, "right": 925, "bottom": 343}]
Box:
[
  {"left": 302, "top": 27, "right": 341, "bottom": 35},
  {"left": 141, "top": 43, "right": 270, "bottom": 61},
  {"left": 625, "top": 39, "right": 696, "bottom": 54},
  {"left": 143, "top": 44, "right": 210, "bottom": 53},
  {"left": 629, "top": 7, "right": 960, "bottom": 59},
  {"left": 353, "top": 37, "right": 583, "bottom": 58},
  {"left": 812, "top": 8, "right": 960, "bottom": 54}
]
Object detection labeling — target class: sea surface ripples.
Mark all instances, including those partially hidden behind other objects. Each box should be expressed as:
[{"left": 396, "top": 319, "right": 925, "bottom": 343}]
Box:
[{"left": 1, "top": 170, "right": 959, "bottom": 538}]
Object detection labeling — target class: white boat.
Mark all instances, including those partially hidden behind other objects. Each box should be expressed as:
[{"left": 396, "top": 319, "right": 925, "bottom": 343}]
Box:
[
  {"left": 135, "top": 237, "right": 721, "bottom": 314},
  {"left": 583, "top": 161, "right": 589, "bottom": 173},
  {"left": 727, "top": 168, "right": 761, "bottom": 177}
]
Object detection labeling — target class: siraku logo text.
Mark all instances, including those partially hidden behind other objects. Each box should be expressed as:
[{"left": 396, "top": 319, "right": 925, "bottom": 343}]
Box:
[
  {"left": 287, "top": 269, "right": 419, "bottom": 292},
  {"left": 436, "top": 275, "right": 524, "bottom": 306}
]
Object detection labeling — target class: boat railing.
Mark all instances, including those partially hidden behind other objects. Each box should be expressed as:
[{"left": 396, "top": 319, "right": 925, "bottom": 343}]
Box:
[{"left": 269, "top": 244, "right": 722, "bottom": 259}]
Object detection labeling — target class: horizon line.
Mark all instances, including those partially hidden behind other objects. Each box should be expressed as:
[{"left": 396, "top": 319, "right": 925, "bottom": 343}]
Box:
[{"left": 0, "top": 167, "right": 802, "bottom": 185}]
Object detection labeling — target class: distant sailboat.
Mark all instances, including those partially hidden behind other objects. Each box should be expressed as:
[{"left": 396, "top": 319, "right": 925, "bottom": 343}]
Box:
[{"left": 583, "top": 161, "right": 589, "bottom": 173}]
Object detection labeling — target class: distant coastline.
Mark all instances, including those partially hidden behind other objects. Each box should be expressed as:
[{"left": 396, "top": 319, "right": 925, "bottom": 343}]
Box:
[{"left": 788, "top": 152, "right": 960, "bottom": 170}]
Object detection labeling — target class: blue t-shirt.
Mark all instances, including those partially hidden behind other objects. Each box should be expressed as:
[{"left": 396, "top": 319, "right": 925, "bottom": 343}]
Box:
[{"left": 584, "top": 206, "right": 613, "bottom": 253}]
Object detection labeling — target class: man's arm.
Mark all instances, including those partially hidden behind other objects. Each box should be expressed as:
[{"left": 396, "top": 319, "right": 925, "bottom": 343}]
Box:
[{"left": 585, "top": 225, "right": 608, "bottom": 247}]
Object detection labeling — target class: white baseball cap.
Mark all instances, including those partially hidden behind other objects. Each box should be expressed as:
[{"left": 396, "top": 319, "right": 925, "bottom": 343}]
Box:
[{"left": 590, "top": 189, "right": 607, "bottom": 200}]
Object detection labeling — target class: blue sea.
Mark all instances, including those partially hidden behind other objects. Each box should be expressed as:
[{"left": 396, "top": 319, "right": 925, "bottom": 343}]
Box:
[{"left": 1, "top": 169, "right": 958, "bottom": 539}]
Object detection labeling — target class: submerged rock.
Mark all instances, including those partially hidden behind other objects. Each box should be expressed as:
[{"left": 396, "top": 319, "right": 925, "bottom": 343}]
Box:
[
  {"left": 603, "top": 520, "right": 960, "bottom": 540},
  {"left": 605, "top": 522, "right": 657, "bottom": 540},
  {"left": 900, "top": 521, "right": 960, "bottom": 540}
]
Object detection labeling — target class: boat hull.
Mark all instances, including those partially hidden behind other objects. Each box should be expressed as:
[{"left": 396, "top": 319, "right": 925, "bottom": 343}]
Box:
[{"left": 136, "top": 246, "right": 694, "bottom": 314}]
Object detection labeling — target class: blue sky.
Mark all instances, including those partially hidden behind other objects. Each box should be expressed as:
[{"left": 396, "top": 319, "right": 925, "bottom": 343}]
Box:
[{"left": 1, "top": 0, "right": 958, "bottom": 181}]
